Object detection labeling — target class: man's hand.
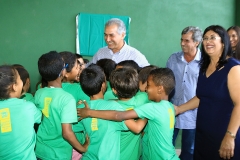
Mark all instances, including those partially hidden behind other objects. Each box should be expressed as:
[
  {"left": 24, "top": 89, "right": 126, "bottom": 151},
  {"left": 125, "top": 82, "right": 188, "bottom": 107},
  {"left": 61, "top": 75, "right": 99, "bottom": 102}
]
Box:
[
  {"left": 77, "top": 100, "right": 90, "bottom": 121},
  {"left": 174, "top": 105, "right": 180, "bottom": 116}
]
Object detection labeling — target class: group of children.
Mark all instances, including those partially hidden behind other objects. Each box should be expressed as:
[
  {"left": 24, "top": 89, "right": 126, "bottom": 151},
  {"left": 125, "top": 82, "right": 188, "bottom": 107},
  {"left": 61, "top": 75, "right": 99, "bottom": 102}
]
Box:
[{"left": 0, "top": 50, "right": 179, "bottom": 160}]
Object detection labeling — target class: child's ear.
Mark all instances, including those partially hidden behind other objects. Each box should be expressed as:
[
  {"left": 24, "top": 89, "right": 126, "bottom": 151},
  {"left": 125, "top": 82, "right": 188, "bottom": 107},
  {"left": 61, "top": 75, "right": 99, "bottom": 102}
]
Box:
[
  {"left": 25, "top": 78, "right": 31, "bottom": 90},
  {"left": 12, "top": 83, "right": 17, "bottom": 92},
  {"left": 101, "top": 81, "right": 107, "bottom": 93},
  {"left": 64, "top": 72, "right": 69, "bottom": 78},
  {"left": 26, "top": 78, "right": 30, "bottom": 85},
  {"left": 157, "top": 85, "right": 164, "bottom": 94},
  {"left": 112, "top": 88, "right": 117, "bottom": 95}
]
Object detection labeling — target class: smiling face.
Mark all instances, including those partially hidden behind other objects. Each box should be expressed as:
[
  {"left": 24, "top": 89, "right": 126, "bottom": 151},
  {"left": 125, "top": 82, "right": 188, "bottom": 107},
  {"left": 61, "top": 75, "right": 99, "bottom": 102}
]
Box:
[
  {"left": 65, "top": 60, "right": 80, "bottom": 82},
  {"left": 78, "top": 57, "right": 85, "bottom": 70},
  {"left": 202, "top": 30, "right": 224, "bottom": 58},
  {"left": 146, "top": 75, "right": 159, "bottom": 101},
  {"left": 104, "top": 24, "right": 125, "bottom": 53},
  {"left": 181, "top": 32, "right": 199, "bottom": 55},
  {"left": 228, "top": 29, "right": 239, "bottom": 50},
  {"left": 14, "top": 70, "right": 23, "bottom": 98}
]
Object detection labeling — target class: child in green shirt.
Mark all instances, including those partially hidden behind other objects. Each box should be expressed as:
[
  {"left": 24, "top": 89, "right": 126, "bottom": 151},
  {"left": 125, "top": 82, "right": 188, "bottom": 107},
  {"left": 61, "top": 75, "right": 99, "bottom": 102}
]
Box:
[
  {"left": 60, "top": 51, "right": 89, "bottom": 160},
  {"left": 13, "top": 66, "right": 35, "bottom": 103},
  {"left": 109, "top": 68, "right": 149, "bottom": 160},
  {"left": 138, "top": 64, "right": 158, "bottom": 159},
  {"left": 96, "top": 58, "right": 118, "bottom": 100},
  {"left": 34, "top": 51, "right": 88, "bottom": 160},
  {"left": 78, "top": 68, "right": 180, "bottom": 160},
  {"left": 0, "top": 65, "right": 41, "bottom": 160},
  {"left": 77, "top": 65, "right": 147, "bottom": 160},
  {"left": 60, "top": 51, "right": 90, "bottom": 102}
]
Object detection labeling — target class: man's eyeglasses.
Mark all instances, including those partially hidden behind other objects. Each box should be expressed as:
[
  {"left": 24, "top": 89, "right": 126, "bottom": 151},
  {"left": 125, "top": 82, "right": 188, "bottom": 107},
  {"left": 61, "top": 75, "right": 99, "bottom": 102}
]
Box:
[
  {"left": 202, "top": 36, "right": 221, "bottom": 42},
  {"left": 58, "top": 63, "right": 68, "bottom": 77}
]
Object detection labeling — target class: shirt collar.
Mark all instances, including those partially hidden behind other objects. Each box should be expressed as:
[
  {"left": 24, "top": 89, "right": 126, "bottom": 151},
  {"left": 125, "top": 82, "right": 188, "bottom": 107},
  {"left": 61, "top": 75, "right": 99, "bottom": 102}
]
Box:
[
  {"left": 194, "top": 48, "right": 201, "bottom": 61},
  {"left": 180, "top": 48, "right": 201, "bottom": 62},
  {"left": 116, "top": 41, "right": 127, "bottom": 54}
]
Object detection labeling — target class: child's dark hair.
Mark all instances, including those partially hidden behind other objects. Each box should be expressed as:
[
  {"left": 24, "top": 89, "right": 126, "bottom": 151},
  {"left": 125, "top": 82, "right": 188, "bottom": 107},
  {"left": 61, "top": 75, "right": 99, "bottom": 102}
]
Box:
[
  {"left": 14, "top": 67, "right": 29, "bottom": 86},
  {"left": 75, "top": 53, "right": 83, "bottom": 59},
  {"left": 59, "top": 51, "right": 77, "bottom": 73},
  {"left": 0, "top": 65, "right": 18, "bottom": 100},
  {"left": 83, "top": 58, "right": 89, "bottom": 64},
  {"left": 96, "top": 59, "right": 116, "bottom": 81},
  {"left": 149, "top": 68, "right": 175, "bottom": 95},
  {"left": 109, "top": 68, "right": 138, "bottom": 99},
  {"left": 38, "top": 51, "right": 64, "bottom": 81},
  {"left": 117, "top": 60, "right": 141, "bottom": 73},
  {"left": 80, "top": 64, "right": 105, "bottom": 96},
  {"left": 12, "top": 64, "right": 24, "bottom": 68},
  {"left": 35, "top": 78, "right": 48, "bottom": 90},
  {"left": 139, "top": 65, "right": 158, "bottom": 84}
]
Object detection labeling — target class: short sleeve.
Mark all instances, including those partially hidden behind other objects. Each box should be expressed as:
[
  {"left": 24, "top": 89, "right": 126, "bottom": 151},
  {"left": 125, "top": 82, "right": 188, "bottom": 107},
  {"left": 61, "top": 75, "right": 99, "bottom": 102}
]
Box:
[
  {"left": 134, "top": 103, "right": 155, "bottom": 120},
  {"left": 28, "top": 102, "right": 42, "bottom": 123},
  {"left": 107, "top": 101, "right": 128, "bottom": 131},
  {"left": 61, "top": 96, "right": 78, "bottom": 123},
  {"left": 34, "top": 90, "right": 43, "bottom": 110}
]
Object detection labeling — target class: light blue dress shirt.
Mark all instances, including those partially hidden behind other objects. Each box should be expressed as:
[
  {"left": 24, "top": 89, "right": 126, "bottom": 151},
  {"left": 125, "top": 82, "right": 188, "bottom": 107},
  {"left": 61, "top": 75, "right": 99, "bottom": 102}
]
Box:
[{"left": 166, "top": 48, "right": 201, "bottom": 129}]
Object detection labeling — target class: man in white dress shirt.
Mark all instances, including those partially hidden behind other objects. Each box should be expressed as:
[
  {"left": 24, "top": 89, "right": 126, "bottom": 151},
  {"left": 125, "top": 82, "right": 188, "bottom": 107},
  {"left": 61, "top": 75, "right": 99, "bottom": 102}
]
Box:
[{"left": 90, "top": 18, "right": 149, "bottom": 67}]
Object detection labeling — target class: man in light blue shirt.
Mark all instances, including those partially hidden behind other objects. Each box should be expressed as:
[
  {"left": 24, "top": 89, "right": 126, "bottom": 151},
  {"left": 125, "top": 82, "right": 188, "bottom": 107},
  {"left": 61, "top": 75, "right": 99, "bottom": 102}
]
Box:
[
  {"left": 166, "top": 26, "right": 202, "bottom": 160},
  {"left": 90, "top": 18, "right": 149, "bottom": 68}
]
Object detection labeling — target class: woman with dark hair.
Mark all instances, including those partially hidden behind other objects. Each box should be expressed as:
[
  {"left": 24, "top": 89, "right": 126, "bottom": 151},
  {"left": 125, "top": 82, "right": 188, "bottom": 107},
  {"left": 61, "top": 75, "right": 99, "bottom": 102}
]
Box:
[
  {"left": 176, "top": 25, "right": 240, "bottom": 159},
  {"left": 227, "top": 26, "right": 240, "bottom": 59}
]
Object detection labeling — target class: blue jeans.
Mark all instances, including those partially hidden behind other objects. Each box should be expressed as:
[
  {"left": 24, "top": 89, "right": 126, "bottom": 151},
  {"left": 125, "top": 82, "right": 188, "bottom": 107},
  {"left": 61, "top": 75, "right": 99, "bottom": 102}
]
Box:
[{"left": 173, "top": 128, "right": 196, "bottom": 160}]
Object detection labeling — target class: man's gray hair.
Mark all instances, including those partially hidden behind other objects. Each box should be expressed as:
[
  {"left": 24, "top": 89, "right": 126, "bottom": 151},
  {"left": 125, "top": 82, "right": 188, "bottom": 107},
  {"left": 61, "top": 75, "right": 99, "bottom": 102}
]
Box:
[
  {"left": 182, "top": 26, "right": 202, "bottom": 43},
  {"left": 105, "top": 18, "right": 126, "bottom": 35}
]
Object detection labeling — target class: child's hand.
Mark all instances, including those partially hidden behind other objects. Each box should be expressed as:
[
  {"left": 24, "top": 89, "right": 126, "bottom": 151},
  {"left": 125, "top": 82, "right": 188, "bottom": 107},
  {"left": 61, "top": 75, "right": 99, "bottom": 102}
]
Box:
[
  {"left": 83, "top": 134, "right": 90, "bottom": 151},
  {"left": 77, "top": 100, "right": 83, "bottom": 106},
  {"left": 77, "top": 100, "right": 90, "bottom": 121}
]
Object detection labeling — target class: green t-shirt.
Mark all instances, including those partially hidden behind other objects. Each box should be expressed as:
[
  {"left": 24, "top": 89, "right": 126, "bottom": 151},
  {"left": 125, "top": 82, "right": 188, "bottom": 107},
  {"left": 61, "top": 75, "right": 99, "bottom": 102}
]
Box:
[
  {"left": 62, "top": 82, "right": 88, "bottom": 143},
  {"left": 78, "top": 99, "right": 128, "bottom": 160},
  {"left": 0, "top": 98, "right": 41, "bottom": 160},
  {"left": 135, "top": 91, "right": 151, "bottom": 160},
  {"left": 34, "top": 87, "right": 78, "bottom": 160},
  {"left": 133, "top": 91, "right": 150, "bottom": 106},
  {"left": 134, "top": 100, "right": 179, "bottom": 160},
  {"left": 142, "top": 124, "right": 149, "bottom": 160},
  {"left": 63, "top": 82, "right": 90, "bottom": 102},
  {"left": 117, "top": 92, "right": 149, "bottom": 160},
  {"left": 104, "top": 81, "right": 118, "bottom": 100},
  {"left": 20, "top": 93, "right": 35, "bottom": 103}
]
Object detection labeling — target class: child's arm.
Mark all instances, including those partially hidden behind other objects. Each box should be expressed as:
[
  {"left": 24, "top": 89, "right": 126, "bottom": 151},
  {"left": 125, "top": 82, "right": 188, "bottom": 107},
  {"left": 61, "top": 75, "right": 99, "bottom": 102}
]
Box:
[
  {"left": 77, "top": 101, "right": 147, "bottom": 133},
  {"left": 62, "top": 123, "right": 89, "bottom": 153},
  {"left": 77, "top": 100, "right": 138, "bottom": 121},
  {"left": 124, "top": 119, "right": 147, "bottom": 134}
]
